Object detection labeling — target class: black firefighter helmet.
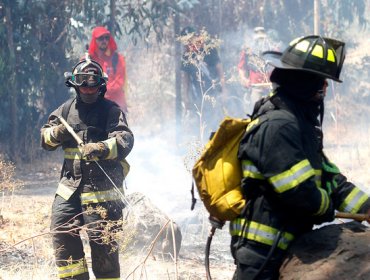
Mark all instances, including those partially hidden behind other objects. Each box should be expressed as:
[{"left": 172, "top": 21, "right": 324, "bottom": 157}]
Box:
[
  {"left": 263, "top": 35, "right": 345, "bottom": 82},
  {"left": 65, "top": 56, "right": 108, "bottom": 95}
]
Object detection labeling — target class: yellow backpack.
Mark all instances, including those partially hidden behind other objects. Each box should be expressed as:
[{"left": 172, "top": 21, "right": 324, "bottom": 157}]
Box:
[{"left": 191, "top": 117, "right": 251, "bottom": 221}]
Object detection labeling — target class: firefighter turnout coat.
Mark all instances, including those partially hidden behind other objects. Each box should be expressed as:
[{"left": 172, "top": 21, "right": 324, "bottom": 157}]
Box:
[
  {"left": 230, "top": 94, "right": 370, "bottom": 273},
  {"left": 41, "top": 97, "right": 133, "bottom": 280}
]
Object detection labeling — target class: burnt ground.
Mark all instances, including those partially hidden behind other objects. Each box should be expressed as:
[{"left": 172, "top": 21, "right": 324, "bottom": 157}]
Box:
[{"left": 0, "top": 155, "right": 235, "bottom": 280}]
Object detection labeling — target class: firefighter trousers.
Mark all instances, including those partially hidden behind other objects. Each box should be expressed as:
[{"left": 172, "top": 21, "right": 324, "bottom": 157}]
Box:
[
  {"left": 232, "top": 241, "right": 286, "bottom": 280},
  {"left": 50, "top": 191, "right": 123, "bottom": 280}
]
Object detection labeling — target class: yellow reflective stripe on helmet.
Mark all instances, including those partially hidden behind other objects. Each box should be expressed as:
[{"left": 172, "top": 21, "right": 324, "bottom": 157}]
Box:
[
  {"left": 268, "top": 159, "right": 315, "bottom": 193},
  {"left": 338, "top": 187, "right": 369, "bottom": 214},
  {"left": 101, "top": 138, "right": 117, "bottom": 160},
  {"left": 289, "top": 37, "right": 303, "bottom": 46},
  {"left": 57, "top": 258, "right": 88, "bottom": 278},
  {"left": 294, "top": 40, "right": 310, "bottom": 52},
  {"left": 230, "top": 218, "right": 294, "bottom": 250},
  {"left": 81, "top": 189, "right": 122, "bottom": 205},
  {"left": 327, "top": 49, "right": 336, "bottom": 62},
  {"left": 292, "top": 38, "right": 336, "bottom": 63},
  {"left": 314, "top": 187, "right": 330, "bottom": 216},
  {"left": 241, "top": 160, "right": 264, "bottom": 179},
  {"left": 43, "top": 127, "right": 59, "bottom": 147},
  {"left": 311, "top": 45, "right": 324, "bottom": 58}
]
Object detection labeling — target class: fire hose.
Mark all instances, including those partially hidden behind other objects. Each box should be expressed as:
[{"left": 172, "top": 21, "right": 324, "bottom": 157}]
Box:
[
  {"left": 58, "top": 116, "right": 132, "bottom": 210},
  {"left": 205, "top": 212, "right": 369, "bottom": 280}
]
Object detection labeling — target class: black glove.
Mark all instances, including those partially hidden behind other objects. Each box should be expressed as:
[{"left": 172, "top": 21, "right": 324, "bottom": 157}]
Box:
[
  {"left": 209, "top": 216, "right": 225, "bottom": 229},
  {"left": 81, "top": 142, "right": 108, "bottom": 160},
  {"left": 52, "top": 124, "right": 72, "bottom": 143},
  {"left": 312, "top": 201, "right": 335, "bottom": 225}
]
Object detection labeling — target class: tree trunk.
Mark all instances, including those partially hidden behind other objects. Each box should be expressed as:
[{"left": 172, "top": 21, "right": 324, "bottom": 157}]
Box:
[
  {"left": 5, "top": 4, "right": 19, "bottom": 161},
  {"left": 174, "top": 12, "right": 182, "bottom": 145},
  {"left": 314, "top": 0, "right": 320, "bottom": 35},
  {"left": 109, "top": 0, "right": 116, "bottom": 33}
]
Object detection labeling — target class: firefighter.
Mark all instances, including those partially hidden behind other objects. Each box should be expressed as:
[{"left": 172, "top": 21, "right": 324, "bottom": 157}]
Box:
[
  {"left": 88, "top": 26, "right": 128, "bottom": 113},
  {"left": 41, "top": 57, "right": 134, "bottom": 280},
  {"left": 238, "top": 27, "right": 272, "bottom": 113},
  {"left": 230, "top": 35, "right": 370, "bottom": 279},
  {"left": 180, "top": 26, "right": 226, "bottom": 138}
]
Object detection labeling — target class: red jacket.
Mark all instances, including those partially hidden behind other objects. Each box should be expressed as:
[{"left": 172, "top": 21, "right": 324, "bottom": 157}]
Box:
[
  {"left": 238, "top": 49, "right": 268, "bottom": 84},
  {"left": 88, "top": 26, "right": 128, "bottom": 112}
]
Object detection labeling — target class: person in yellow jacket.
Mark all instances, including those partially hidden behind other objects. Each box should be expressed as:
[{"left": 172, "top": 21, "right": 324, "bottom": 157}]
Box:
[
  {"left": 230, "top": 35, "right": 370, "bottom": 280},
  {"left": 41, "top": 57, "right": 133, "bottom": 279}
]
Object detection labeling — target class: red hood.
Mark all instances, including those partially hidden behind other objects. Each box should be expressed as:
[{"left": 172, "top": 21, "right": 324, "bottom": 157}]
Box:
[{"left": 88, "top": 26, "right": 117, "bottom": 56}]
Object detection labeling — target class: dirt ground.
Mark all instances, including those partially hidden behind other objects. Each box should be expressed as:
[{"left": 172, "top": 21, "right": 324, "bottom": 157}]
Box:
[
  {"left": 0, "top": 154, "right": 235, "bottom": 280},
  {"left": 2, "top": 120, "right": 370, "bottom": 280}
]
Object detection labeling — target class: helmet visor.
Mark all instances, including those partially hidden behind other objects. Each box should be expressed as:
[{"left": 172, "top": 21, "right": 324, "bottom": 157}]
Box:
[{"left": 74, "top": 73, "right": 101, "bottom": 87}]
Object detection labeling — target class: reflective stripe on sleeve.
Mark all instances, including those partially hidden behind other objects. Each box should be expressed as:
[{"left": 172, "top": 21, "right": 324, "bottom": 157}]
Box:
[
  {"left": 57, "top": 258, "right": 88, "bottom": 279},
  {"left": 64, "top": 148, "right": 83, "bottom": 160},
  {"left": 43, "top": 127, "right": 59, "bottom": 147},
  {"left": 230, "top": 218, "right": 294, "bottom": 250},
  {"left": 241, "top": 160, "right": 264, "bottom": 179},
  {"left": 339, "top": 187, "right": 369, "bottom": 214},
  {"left": 101, "top": 138, "right": 117, "bottom": 160},
  {"left": 314, "top": 187, "right": 330, "bottom": 216},
  {"left": 268, "top": 159, "right": 315, "bottom": 193},
  {"left": 81, "top": 189, "right": 123, "bottom": 205},
  {"left": 314, "top": 169, "right": 322, "bottom": 188}
]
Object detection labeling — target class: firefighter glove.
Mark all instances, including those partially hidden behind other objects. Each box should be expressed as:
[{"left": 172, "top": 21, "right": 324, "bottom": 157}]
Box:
[
  {"left": 81, "top": 142, "right": 108, "bottom": 160},
  {"left": 209, "top": 216, "right": 224, "bottom": 229},
  {"left": 312, "top": 201, "right": 335, "bottom": 225},
  {"left": 52, "top": 124, "right": 72, "bottom": 143}
]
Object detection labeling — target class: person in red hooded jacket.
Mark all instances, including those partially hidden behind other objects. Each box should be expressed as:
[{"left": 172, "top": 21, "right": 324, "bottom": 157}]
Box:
[{"left": 88, "top": 26, "right": 128, "bottom": 113}]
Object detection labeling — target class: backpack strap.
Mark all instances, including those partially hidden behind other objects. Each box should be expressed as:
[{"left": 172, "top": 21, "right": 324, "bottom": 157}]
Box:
[{"left": 61, "top": 98, "right": 75, "bottom": 120}]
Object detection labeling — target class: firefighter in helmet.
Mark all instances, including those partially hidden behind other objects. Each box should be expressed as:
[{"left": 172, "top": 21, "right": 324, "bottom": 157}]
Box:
[
  {"left": 41, "top": 57, "right": 134, "bottom": 280},
  {"left": 230, "top": 35, "right": 370, "bottom": 279}
]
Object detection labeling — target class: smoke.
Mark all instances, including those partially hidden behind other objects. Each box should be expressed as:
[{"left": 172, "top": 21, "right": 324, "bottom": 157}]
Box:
[{"left": 125, "top": 128, "right": 193, "bottom": 223}]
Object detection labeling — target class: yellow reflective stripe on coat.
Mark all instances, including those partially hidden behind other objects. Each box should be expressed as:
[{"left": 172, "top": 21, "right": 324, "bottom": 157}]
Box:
[
  {"left": 57, "top": 258, "right": 88, "bottom": 278},
  {"left": 314, "top": 187, "right": 330, "bottom": 216},
  {"left": 241, "top": 160, "right": 264, "bottom": 179},
  {"left": 64, "top": 148, "right": 83, "bottom": 160},
  {"left": 246, "top": 118, "right": 259, "bottom": 132},
  {"left": 230, "top": 218, "right": 294, "bottom": 250},
  {"left": 338, "top": 187, "right": 369, "bottom": 214},
  {"left": 268, "top": 159, "right": 315, "bottom": 193},
  {"left": 81, "top": 189, "right": 123, "bottom": 205},
  {"left": 64, "top": 147, "right": 104, "bottom": 161},
  {"left": 314, "top": 169, "right": 322, "bottom": 188},
  {"left": 56, "top": 182, "right": 76, "bottom": 201},
  {"left": 101, "top": 138, "right": 117, "bottom": 159},
  {"left": 43, "top": 127, "right": 59, "bottom": 147}
]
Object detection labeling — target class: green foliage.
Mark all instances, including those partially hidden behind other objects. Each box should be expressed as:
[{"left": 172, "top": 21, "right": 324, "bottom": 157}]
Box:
[
  {"left": 0, "top": 0, "right": 368, "bottom": 162},
  {"left": 0, "top": 0, "right": 180, "bottom": 162}
]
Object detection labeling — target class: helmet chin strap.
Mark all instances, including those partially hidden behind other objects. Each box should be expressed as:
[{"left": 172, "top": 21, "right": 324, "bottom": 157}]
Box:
[{"left": 319, "top": 99, "right": 324, "bottom": 127}]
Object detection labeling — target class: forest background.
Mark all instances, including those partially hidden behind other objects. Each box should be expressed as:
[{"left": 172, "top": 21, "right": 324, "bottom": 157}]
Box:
[
  {"left": 2, "top": 0, "right": 370, "bottom": 162},
  {"left": 2, "top": 0, "right": 370, "bottom": 279}
]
